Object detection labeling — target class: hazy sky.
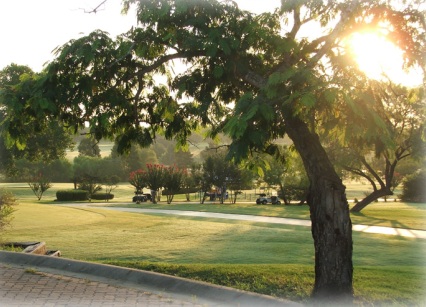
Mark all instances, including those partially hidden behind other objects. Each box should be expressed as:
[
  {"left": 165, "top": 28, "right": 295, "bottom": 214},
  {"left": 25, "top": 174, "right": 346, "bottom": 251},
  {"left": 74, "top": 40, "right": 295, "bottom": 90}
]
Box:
[{"left": 0, "top": 0, "right": 279, "bottom": 72}]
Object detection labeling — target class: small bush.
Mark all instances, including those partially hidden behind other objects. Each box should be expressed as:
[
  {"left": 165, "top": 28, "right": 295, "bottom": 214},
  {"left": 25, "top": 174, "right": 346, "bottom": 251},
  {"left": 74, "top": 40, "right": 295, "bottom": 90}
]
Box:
[
  {"left": 0, "top": 189, "right": 18, "bottom": 234},
  {"left": 91, "top": 193, "right": 114, "bottom": 200},
  {"left": 56, "top": 190, "right": 89, "bottom": 201},
  {"left": 400, "top": 170, "right": 426, "bottom": 203}
]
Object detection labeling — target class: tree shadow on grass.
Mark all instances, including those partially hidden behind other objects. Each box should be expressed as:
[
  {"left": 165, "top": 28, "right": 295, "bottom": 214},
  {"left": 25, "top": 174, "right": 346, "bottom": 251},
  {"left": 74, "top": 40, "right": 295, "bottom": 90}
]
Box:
[{"left": 350, "top": 210, "right": 426, "bottom": 239}]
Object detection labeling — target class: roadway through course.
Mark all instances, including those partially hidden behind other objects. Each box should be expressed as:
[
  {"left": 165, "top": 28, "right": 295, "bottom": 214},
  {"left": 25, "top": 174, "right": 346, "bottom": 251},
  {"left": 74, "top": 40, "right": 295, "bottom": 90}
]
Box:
[{"left": 89, "top": 206, "right": 426, "bottom": 240}]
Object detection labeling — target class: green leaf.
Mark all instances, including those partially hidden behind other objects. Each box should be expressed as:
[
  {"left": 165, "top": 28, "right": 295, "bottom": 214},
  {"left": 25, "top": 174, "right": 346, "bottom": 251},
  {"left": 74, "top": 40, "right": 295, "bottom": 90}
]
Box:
[
  {"left": 213, "top": 66, "right": 224, "bottom": 79},
  {"left": 224, "top": 116, "right": 247, "bottom": 140},
  {"left": 206, "top": 44, "right": 218, "bottom": 57},
  {"left": 242, "top": 103, "right": 259, "bottom": 121},
  {"left": 259, "top": 103, "right": 274, "bottom": 121},
  {"left": 267, "top": 69, "right": 294, "bottom": 86},
  {"left": 219, "top": 39, "right": 231, "bottom": 55},
  {"left": 301, "top": 93, "right": 316, "bottom": 107},
  {"left": 323, "top": 88, "right": 338, "bottom": 103},
  {"left": 234, "top": 92, "right": 254, "bottom": 113},
  {"left": 266, "top": 87, "right": 278, "bottom": 99},
  {"left": 15, "top": 137, "right": 26, "bottom": 150}
]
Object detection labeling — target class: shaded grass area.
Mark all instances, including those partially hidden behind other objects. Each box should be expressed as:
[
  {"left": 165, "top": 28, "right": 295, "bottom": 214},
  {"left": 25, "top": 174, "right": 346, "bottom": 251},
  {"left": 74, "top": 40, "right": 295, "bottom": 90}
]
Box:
[
  {"left": 103, "top": 261, "right": 425, "bottom": 306},
  {"left": 2, "top": 202, "right": 425, "bottom": 305}
]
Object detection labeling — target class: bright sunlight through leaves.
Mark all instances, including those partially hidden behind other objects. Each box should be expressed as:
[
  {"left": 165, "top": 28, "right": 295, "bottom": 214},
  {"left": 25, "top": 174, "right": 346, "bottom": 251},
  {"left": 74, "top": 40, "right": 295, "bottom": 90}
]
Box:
[{"left": 347, "top": 32, "right": 423, "bottom": 87}]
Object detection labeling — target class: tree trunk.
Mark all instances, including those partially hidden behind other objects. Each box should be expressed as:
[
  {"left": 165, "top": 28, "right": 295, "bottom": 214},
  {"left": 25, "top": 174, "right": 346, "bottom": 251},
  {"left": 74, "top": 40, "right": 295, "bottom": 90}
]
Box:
[
  {"left": 285, "top": 116, "right": 353, "bottom": 303},
  {"left": 351, "top": 188, "right": 392, "bottom": 212},
  {"left": 278, "top": 184, "right": 290, "bottom": 205},
  {"left": 200, "top": 191, "right": 206, "bottom": 204},
  {"left": 151, "top": 190, "right": 157, "bottom": 204}
]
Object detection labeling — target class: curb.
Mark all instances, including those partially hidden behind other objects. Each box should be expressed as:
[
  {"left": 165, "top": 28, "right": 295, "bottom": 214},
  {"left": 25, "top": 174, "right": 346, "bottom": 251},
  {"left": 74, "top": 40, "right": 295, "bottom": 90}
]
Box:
[{"left": 0, "top": 251, "right": 300, "bottom": 306}]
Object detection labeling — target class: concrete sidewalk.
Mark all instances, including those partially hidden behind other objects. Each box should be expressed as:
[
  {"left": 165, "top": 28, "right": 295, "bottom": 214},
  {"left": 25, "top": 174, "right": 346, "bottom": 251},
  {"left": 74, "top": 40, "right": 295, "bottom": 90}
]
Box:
[{"left": 0, "top": 251, "right": 299, "bottom": 307}]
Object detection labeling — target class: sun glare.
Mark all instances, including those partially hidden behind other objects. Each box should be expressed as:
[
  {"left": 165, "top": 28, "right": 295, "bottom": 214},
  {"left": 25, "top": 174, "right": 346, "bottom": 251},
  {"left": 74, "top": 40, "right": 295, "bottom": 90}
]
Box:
[{"left": 347, "top": 32, "right": 423, "bottom": 87}]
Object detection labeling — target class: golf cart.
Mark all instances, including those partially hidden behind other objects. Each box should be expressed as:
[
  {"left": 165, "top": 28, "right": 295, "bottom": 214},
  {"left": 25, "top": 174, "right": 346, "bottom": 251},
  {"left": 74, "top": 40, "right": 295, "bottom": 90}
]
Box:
[{"left": 256, "top": 193, "right": 281, "bottom": 205}]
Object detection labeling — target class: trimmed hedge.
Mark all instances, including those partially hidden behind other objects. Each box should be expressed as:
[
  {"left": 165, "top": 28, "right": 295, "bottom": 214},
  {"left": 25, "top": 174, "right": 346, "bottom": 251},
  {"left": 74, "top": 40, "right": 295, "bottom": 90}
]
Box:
[
  {"left": 56, "top": 190, "right": 89, "bottom": 201},
  {"left": 91, "top": 193, "right": 114, "bottom": 200}
]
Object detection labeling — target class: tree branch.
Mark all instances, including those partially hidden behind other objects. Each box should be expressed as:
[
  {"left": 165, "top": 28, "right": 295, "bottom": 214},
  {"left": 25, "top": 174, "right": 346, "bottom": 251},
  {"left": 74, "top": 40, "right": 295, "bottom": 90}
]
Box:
[{"left": 79, "top": 0, "right": 107, "bottom": 14}]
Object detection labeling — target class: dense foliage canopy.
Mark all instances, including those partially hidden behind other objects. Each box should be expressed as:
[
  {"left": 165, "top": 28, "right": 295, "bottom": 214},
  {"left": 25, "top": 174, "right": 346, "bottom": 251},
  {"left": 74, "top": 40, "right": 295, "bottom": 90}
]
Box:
[{"left": 1, "top": 0, "right": 424, "bottom": 302}]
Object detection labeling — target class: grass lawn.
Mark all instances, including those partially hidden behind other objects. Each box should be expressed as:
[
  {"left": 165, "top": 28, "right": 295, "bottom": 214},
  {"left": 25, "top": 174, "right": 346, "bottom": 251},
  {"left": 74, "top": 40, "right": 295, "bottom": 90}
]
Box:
[
  {"left": 2, "top": 182, "right": 425, "bottom": 230},
  {"left": 1, "top": 192, "right": 425, "bottom": 305}
]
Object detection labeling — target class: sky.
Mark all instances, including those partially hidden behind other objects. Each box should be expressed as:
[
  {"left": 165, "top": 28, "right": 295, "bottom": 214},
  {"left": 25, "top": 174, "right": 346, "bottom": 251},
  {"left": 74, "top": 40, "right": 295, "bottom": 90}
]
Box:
[
  {"left": 0, "top": 0, "right": 279, "bottom": 72},
  {"left": 0, "top": 0, "right": 422, "bottom": 87}
]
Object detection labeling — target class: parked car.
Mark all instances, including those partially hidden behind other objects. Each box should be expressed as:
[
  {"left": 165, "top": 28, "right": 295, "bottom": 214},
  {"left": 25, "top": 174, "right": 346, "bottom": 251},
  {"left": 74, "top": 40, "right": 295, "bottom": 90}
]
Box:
[{"left": 256, "top": 194, "right": 281, "bottom": 205}]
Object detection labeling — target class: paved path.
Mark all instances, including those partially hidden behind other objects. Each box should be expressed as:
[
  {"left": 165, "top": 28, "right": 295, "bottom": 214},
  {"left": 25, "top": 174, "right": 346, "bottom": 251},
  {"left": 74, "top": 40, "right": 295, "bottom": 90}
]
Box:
[
  {"left": 0, "top": 263, "right": 199, "bottom": 306},
  {"left": 90, "top": 206, "right": 426, "bottom": 240},
  {"left": 0, "top": 251, "right": 296, "bottom": 307}
]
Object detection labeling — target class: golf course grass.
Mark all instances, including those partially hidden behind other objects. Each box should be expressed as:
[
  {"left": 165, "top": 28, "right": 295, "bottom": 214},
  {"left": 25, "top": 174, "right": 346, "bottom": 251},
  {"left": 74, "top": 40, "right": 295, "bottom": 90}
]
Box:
[{"left": 1, "top": 183, "right": 425, "bottom": 305}]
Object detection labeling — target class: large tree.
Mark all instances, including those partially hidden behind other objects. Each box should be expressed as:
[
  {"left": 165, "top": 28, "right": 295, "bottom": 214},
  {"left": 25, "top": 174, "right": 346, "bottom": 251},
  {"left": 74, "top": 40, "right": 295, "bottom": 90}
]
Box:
[
  {"left": 326, "top": 83, "right": 425, "bottom": 211},
  {"left": 0, "top": 64, "right": 74, "bottom": 173},
  {"left": 7, "top": 0, "right": 424, "bottom": 302}
]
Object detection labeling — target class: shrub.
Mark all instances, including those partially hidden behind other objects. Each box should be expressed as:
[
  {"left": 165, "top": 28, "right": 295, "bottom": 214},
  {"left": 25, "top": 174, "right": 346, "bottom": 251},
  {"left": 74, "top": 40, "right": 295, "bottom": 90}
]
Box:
[
  {"left": 27, "top": 174, "right": 52, "bottom": 201},
  {"left": 0, "top": 189, "right": 18, "bottom": 234},
  {"left": 56, "top": 190, "right": 89, "bottom": 201},
  {"left": 91, "top": 193, "right": 114, "bottom": 201},
  {"left": 400, "top": 170, "right": 426, "bottom": 203}
]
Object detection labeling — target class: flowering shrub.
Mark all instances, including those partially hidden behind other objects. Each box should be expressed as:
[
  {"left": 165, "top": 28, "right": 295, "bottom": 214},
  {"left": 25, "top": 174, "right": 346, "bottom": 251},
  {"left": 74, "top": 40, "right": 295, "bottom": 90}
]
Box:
[
  {"left": 144, "top": 164, "right": 166, "bottom": 203},
  {"left": 163, "top": 166, "right": 187, "bottom": 204},
  {"left": 129, "top": 164, "right": 188, "bottom": 204},
  {"left": 129, "top": 169, "right": 146, "bottom": 194}
]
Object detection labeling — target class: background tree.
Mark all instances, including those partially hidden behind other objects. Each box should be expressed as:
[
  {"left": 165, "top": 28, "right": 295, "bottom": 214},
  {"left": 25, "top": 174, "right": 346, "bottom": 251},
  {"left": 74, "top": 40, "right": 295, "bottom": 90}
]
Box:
[
  {"left": 0, "top": 64, "right": 74, "bottom": 174},
  {"left": 78, "top": 175, "right": 102, "bottom": 201},
  {"left": 4, "top": 159, "right": 72, "bottom": 183},
  {"left": 326, "top": 83, "right": 425, "bottom": 211},
  {"left": 152, "top": 135, "right": 196, "bottom": 167},
  {"left": 73, "top": 156, "right": 103, "bottom": 199},
  {"left": 144, "top": 164, "right": 166, "bottom": 204},
  {"left": 100, "top": 174, "right": 120, "bottom": 201},
  {"left": 180, "top": 168, "right": 198, "bottom": 201},
  {"left": 129, "top": 169, "right": 146, "bottom": 195},
  {"left": 190, "top": 163, "right": 211, "bottom": 204},
  {"left": 226, "top": 165, "right": 254, "bottom": 204},
  {"left": 201, "top": 151, "right": 231, "bottom": 204},
  {"left": 400, "top": 169, "right": 426, "bottom": 203},
  {"left": 111, "top": 142, "right": 159, "bottom": 176},
  {"left": 17, "top": 0, "right": 424, "bottom": 301},
  {"left": 78, "top": 137, "right": 101, "bottom": 157},
  {"left": 27, "top": 173, "right": 52, "bottom": 201},
  {"left": 260, "top": 147, "right": 309, "bottom": 205},
  {"left": 163, "top": 165, "right": 186, "bottom": 204}
]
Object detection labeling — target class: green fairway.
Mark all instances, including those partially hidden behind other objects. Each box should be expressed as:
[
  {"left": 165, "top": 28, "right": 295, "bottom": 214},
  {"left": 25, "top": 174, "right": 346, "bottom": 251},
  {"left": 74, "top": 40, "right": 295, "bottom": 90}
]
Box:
[
  {"left": 1, "top": 181, "right": 425, "bottom": 230},
  {"left": 2, "top": 199, "right": 425, "bottom": 305}
]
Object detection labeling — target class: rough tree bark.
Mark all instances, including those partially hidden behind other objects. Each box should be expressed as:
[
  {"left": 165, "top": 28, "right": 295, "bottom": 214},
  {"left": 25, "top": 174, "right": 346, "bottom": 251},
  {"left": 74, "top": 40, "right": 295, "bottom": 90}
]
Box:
[{"left": 285, "top": 115, "right": 354, "bottom": 302}]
